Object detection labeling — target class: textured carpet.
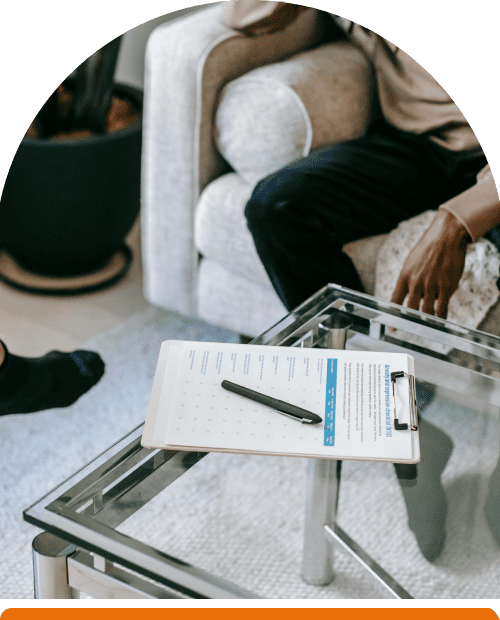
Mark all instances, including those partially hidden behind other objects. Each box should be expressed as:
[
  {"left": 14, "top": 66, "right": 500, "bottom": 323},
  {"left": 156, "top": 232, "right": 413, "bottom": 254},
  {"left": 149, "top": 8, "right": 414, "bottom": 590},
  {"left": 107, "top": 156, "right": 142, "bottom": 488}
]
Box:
[{"left": 1, "top": 305, "right": 500, "bottom": 599}]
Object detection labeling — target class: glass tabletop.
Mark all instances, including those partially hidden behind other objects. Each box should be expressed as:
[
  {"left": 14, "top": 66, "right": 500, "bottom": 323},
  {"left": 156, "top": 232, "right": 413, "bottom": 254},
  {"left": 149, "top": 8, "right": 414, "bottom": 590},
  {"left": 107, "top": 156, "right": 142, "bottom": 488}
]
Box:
[{"left": 24, "top": 285, "right": 500, "bottom": 599}]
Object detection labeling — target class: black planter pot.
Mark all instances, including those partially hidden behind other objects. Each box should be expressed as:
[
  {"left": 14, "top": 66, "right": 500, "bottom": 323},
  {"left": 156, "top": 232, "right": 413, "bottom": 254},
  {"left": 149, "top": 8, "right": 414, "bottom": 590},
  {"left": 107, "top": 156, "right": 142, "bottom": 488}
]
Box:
[{"left": 0, "top": 83, "right": 142, "bottom": 279}]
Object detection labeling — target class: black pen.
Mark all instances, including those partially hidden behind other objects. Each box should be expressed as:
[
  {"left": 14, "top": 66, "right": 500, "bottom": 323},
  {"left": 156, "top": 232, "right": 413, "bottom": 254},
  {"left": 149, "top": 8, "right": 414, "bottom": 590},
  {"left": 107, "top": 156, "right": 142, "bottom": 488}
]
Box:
[{"left": 221, "top": 380, "right": 323, "bottom": 425}]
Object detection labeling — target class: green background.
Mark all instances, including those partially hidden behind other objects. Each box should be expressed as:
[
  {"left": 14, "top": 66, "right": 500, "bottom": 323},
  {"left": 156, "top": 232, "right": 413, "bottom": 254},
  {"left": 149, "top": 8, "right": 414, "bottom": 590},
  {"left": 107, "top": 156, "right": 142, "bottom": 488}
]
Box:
[{"left": 0, "top": 0, "right": 500, "bottom": 615}]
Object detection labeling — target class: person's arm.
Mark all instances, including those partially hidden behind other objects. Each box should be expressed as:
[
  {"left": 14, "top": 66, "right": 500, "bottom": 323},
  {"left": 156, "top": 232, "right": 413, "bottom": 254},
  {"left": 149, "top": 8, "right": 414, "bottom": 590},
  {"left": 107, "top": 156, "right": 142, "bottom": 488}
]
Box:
[
  {"left": 222, "top": 0, "right": 307, "bottom": 37},
  {"left": 391, "top": 165, "right": 500, "bottom": 318},
  {"left": 440, "top": 165, "right": 500, "bottom": 241}
]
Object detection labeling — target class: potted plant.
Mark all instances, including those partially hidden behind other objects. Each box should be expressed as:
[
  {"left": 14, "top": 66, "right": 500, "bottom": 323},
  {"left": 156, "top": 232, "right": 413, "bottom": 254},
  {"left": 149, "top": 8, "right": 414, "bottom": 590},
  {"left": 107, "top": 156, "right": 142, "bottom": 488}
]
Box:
[{"left": 0, "top": 36, "right": 143, "bottom": 293}]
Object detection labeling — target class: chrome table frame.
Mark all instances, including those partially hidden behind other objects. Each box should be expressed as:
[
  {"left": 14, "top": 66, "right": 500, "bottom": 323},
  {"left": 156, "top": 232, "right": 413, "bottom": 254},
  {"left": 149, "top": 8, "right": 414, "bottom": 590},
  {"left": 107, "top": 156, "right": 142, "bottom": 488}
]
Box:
[{"left": 24, "top": 284, "right": 500, "bottom": 599}]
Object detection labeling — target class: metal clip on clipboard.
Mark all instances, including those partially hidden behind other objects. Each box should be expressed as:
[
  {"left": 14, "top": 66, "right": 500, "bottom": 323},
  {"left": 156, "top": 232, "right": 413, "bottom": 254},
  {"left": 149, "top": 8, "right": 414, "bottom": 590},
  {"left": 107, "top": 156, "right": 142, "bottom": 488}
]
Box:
[{"left": 390, "top": 371, "right": 418, "bottom": 431}]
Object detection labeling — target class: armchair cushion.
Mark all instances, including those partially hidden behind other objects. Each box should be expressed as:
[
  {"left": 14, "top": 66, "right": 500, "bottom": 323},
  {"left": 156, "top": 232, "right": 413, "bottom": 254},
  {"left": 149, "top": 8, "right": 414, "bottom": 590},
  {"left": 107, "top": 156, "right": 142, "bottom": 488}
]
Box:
[
  {"left": 197, "top": 260, "right": 286, "bottom": 337},
  {"left": 215, "top": 42, "right": 375, "bottom": 184},
  {"left": 195, "top": 173, "right": 269, "bottom": 285}
]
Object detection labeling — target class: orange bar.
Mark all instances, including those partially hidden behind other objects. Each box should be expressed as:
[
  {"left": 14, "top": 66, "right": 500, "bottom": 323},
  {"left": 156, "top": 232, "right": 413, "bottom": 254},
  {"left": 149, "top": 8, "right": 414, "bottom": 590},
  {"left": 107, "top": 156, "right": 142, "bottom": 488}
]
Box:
[{"left": 2, "top": 609, "right": 499, "bottom": 620}]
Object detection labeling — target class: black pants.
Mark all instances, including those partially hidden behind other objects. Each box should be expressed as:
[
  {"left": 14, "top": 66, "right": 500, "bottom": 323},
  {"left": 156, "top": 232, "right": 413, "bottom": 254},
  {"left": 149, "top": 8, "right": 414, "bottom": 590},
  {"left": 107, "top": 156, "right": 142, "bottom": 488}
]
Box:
[{"left": 245, "top": 119, "right": 488, "bottom": 312}]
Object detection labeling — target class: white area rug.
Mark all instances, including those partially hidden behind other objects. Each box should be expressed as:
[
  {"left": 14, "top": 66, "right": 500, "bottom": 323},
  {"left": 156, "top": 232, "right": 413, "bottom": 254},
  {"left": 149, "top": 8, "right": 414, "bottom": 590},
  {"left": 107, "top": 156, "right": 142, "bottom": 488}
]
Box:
[{"left": 1, "top": 306, "right": 500, "bottom": 599}]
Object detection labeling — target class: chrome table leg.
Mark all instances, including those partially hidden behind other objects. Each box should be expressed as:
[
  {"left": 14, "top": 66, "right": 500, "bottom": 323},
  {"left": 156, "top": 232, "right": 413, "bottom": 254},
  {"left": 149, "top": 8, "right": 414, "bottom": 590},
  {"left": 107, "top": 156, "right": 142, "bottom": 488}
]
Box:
[
  {"left": 32, "top": 532, "right": 79, "bottom": 599},
  {"left": 301, "top": 311, "right": 352, "bottom": 586},
  {"left": 301, "top": 459, "right": 341, "bottom": 585}
]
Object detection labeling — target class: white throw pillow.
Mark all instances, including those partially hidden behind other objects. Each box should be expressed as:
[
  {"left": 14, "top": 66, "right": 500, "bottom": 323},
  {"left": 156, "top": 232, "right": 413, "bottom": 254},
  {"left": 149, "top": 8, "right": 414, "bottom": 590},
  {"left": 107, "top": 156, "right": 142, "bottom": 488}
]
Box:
[{"left": 215, "top": 42, "right": 373, "bottom": 184}]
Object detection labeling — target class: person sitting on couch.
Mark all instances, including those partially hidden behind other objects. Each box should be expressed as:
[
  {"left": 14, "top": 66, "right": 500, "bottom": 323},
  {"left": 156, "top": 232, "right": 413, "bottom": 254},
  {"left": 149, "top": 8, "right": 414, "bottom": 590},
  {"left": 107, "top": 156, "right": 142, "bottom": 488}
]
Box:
[{"left": 223, "top": 1, "right": 500, "bottom": 319}]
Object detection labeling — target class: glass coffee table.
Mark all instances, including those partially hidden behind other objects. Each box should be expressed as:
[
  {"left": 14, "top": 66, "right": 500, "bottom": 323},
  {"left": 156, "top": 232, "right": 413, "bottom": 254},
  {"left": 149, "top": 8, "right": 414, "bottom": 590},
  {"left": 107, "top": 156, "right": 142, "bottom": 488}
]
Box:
[{"left": 24, "top": 285, "right": 500, "bottom": 599}]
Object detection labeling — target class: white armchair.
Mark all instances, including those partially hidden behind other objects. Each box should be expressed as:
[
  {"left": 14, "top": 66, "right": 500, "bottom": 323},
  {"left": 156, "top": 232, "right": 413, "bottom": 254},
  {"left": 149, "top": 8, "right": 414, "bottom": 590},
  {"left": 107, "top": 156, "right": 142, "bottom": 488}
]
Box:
[
  {"left": 141, "top": 3, "right": 500, "bottom": 338},
  {"left": 140, "top": 3, "right": 389, "bottom": 336}
]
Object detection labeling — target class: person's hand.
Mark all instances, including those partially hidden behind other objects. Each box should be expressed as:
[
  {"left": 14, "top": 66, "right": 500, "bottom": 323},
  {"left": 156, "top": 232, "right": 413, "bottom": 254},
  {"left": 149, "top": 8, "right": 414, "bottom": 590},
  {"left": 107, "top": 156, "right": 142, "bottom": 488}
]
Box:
[{"left": 391, "top": 210, "right": 471, "bottom": 319}]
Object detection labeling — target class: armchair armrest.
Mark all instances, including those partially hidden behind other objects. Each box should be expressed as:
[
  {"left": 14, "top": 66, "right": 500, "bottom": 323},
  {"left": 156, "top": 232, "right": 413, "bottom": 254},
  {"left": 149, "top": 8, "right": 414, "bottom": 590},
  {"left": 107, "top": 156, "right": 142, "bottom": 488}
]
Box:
[
  {"left": 141, "top": 3, "right": 327, "bottom": 316},
  {"left": 215, "top": 40, "right": 375, "bottom": 184}
]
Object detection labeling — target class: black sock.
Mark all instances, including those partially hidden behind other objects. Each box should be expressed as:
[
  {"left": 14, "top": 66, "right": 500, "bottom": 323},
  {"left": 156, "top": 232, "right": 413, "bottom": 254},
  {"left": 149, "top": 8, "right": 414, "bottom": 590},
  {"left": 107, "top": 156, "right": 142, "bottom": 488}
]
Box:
[{"left": 0, "top": 341, "right": 105, "bottom": 415}]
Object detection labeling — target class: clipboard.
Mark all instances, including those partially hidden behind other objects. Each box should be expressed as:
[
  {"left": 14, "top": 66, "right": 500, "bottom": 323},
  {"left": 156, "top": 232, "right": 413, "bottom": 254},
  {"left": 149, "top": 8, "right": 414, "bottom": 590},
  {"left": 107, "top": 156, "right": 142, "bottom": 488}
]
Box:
[{"left": 142, "top": 341, "right": 420, "bottom": 464}]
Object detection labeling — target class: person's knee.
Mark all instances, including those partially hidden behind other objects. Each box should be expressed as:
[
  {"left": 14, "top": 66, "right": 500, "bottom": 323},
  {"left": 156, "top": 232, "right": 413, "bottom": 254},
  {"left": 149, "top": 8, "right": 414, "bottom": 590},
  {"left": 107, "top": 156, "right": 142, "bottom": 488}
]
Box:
[
  {"left": 245, "top": 168, "right": 307, "bottom": 229},
  {"left": 245, "top": 176, "right": 283, "bottom": 228}
]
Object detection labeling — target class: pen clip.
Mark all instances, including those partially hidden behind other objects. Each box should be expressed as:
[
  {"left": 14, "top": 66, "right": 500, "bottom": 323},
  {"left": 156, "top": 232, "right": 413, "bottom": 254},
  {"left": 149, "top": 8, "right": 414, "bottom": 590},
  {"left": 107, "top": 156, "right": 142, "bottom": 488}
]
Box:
[{"left": 274, "top": 408, "right": 313, "bottom": 424}]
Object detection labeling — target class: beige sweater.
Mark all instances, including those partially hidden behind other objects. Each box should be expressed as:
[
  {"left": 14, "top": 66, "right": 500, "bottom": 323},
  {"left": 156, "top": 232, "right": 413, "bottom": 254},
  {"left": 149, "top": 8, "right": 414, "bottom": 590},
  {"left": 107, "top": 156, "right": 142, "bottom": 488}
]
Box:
[{"left": 223, "top": 1, "right": 500, "bottom": 242}]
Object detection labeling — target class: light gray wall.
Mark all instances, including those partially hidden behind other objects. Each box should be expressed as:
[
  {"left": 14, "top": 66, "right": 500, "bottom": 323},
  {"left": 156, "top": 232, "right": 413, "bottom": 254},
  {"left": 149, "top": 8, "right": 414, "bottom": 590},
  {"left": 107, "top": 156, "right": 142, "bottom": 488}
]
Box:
[{"left": 114, "top": 5, "right": 208, "bottom": 90}]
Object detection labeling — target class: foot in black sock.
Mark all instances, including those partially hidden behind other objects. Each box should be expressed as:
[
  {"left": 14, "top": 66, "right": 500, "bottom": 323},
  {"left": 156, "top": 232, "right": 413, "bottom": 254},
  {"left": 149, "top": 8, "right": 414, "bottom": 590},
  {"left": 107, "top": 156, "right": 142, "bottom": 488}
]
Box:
[
  {"left": 396, "top": 418, "right": 453, "bottom": 562},
  {"left": 0, "top": 341, "right": 105, "bottom": 415}
]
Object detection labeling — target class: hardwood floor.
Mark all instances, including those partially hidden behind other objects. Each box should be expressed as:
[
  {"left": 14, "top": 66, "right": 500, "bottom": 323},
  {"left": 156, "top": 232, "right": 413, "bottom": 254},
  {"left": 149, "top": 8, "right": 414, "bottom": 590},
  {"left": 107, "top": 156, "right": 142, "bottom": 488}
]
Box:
[{"left": 0, "top": 217, "right": 151, "bottom": 356}]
